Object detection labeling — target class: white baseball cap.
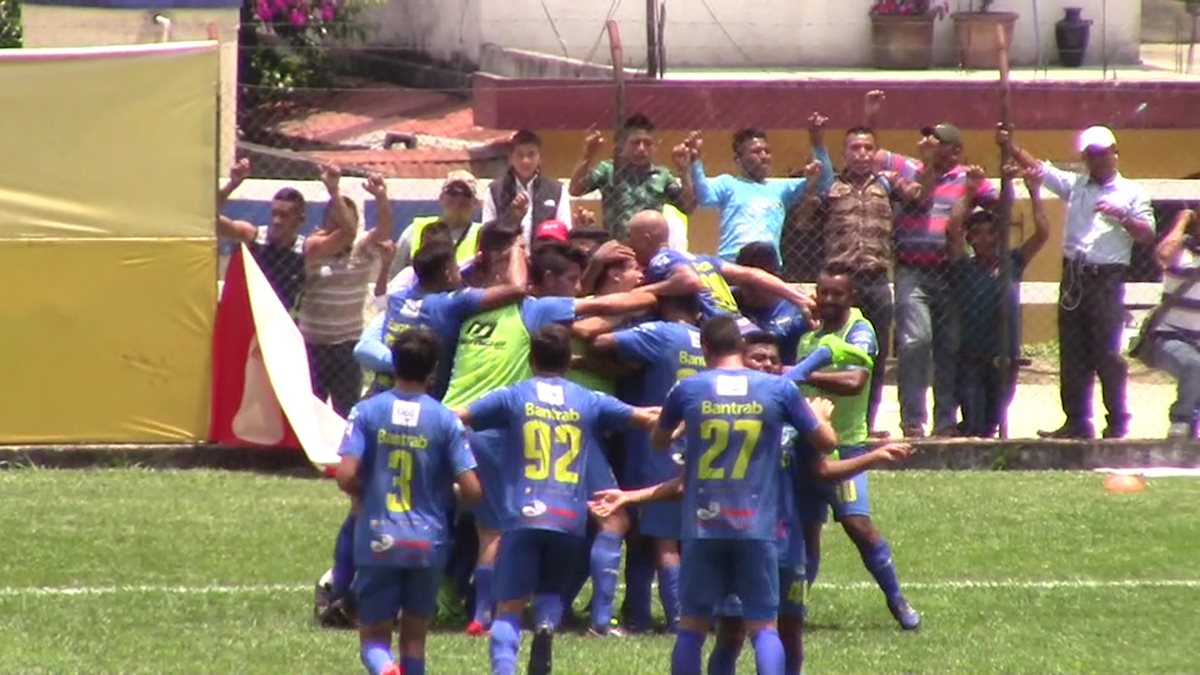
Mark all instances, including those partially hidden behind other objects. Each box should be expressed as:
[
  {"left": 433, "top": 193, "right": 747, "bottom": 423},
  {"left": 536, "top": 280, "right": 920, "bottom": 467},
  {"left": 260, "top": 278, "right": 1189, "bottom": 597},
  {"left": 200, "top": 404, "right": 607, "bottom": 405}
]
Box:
[{"left": 1076, "top": 126, "right": 1117, "bottom": 153}]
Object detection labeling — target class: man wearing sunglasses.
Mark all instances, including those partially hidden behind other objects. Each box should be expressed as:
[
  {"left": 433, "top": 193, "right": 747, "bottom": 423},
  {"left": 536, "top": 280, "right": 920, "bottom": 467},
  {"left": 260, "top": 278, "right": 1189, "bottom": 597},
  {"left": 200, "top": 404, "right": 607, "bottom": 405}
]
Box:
[{"left": 1000, "top": 124, "right": 1156, "bottom": 439}]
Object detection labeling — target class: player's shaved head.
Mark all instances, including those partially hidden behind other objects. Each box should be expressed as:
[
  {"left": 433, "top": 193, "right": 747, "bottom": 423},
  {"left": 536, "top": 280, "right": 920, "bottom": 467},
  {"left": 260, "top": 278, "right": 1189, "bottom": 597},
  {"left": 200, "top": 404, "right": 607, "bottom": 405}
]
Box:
[
  {"left": 628, "top": 210, "right": 669, "bottom": 240},
  {"left": 627, "top": 210, "right": 670, "bottom": 266},
  {"left": 700, "top": 315, "right": 745, "bottom": 359}
]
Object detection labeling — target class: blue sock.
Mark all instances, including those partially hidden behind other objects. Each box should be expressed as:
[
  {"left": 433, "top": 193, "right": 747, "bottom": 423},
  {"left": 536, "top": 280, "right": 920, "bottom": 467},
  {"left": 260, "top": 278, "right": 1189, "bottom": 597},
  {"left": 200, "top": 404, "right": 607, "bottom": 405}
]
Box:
[
  {"left": 532, "top": 592, "right": 564, "bottom": 629},
  {"left": 658, "top": 564, "right": 682, "bottom": 629},
  {"left": 671, "top": 628, "right": 706, "bottom": 675},
  {"left": 331, "top": 512, "right": 356, "bottom": 599},
  {"left": 489, "top": 612, "right": 521, "bottom": 675},
  {"left": 589, "top": 531, "right": 623, "bottom": 630},
  {"left": 624, "top": 541, "right": 654, "bottom": 629},
  {"left": 862, "top": 540, "right": 903, "bottom": 605},
  {"left": 751, "top": 628, "right": 786, "bottom": 675},
  {"left": 561, "top": 536, "right": 591, "bottom": 612},
  {"left": 401, "top": 656, "right": 425, "bottom": 675},
  {"left": 360, "top": 642, "right": 394, "bottom": 675},
  {"left": 706, "top": 643, "right": 740, "bottom": 675},
  {"left": 473, "top": 565, "right": 494, "bottom": 626}
]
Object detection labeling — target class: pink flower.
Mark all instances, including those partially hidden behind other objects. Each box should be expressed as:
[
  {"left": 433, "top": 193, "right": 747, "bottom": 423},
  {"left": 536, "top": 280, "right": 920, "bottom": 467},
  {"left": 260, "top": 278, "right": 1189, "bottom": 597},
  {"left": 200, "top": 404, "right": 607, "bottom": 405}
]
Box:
[
  {"left": 255, "top": 0, "right": 275, "bottom": 22},
  {"left": 320, "top": 2, "right": 335, "bottom": 22},
  {"left": 289, "top": 7, "right": 308, "bottom": 27}
]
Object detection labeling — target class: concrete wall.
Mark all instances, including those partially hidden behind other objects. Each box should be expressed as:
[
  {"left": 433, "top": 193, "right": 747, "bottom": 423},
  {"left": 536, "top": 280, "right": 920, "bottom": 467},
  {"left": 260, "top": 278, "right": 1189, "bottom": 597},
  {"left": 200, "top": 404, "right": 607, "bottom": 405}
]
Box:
[
  {"left": 366, "top": 0, "right": 1142, "bottom": 69},
  {"left": 21, "top": 5, "right": 240, "bottom": 172}
]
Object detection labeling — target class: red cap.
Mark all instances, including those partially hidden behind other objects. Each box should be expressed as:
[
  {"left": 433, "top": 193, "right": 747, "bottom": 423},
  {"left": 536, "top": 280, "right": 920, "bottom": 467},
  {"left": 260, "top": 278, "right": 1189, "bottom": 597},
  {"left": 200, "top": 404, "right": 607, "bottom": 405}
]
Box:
[{"left": 534, "top": 220, "right": 570, "bottom": 242}]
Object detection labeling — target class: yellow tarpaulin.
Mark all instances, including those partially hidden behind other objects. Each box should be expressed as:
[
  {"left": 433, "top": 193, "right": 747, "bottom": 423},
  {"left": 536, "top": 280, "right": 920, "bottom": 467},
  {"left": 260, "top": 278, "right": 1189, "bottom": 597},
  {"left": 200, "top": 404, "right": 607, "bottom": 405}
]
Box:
[{"left": 0, "top": 42, "right": 218, "bottom": 443}]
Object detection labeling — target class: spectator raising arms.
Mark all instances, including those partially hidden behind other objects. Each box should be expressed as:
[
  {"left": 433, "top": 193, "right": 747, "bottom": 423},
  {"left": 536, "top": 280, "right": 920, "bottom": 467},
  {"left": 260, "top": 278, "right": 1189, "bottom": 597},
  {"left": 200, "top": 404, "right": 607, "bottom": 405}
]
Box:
[
  {"left": 688, "top": 112, "right": 834, "bottom": 264},
  {"left": 569, "top": 114, "right": 696, "bottom": 240},
  {"left": 1002, "top": 124, "right": 1156, "bottom": 439}
]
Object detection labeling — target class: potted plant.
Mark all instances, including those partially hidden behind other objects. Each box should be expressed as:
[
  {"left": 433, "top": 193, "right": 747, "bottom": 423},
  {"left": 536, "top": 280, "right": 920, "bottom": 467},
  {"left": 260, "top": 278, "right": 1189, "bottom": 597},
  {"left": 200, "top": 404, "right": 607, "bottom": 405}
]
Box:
[
  {"left": 951, "top": 0, "right": 1019, "bottom": 69},
  {"left": 870, "top": 1, "right": 950, "bottom": 70}
]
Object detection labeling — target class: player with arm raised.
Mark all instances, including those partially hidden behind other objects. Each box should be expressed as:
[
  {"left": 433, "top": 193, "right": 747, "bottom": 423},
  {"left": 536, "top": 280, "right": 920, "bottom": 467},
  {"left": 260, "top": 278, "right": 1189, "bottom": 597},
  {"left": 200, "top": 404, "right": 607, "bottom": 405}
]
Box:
[
  {"left": 457, "top": 325, "right": 658, "bottom": 675},
  {"left": 584, "top": 292, "right": 705, "bottom": 632},
  {"left": 334, "top": 328, "right": 483, "bottom": 675},
  {"left": 786, "top": 263, "right": 920, "bottom": 630},
  {"left": 442, "top": 231, "right": 661, "bottom": 636},
  {"left": 624, "top": 210, "right": 814, "bottom": 324}
]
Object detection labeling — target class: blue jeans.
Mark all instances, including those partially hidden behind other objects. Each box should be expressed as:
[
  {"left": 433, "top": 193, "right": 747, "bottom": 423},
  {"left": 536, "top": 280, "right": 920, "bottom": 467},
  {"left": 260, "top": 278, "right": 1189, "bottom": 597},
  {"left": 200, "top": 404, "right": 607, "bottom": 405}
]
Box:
[
  {"left": 895, "top": 265, "right": 960, "bottom": 432},
  {"left": 956, "top": 355, "right": 1017, "bottom": 438},
  {"left": 1151, "top": 335, "right": 1200, "bottom": 426}
]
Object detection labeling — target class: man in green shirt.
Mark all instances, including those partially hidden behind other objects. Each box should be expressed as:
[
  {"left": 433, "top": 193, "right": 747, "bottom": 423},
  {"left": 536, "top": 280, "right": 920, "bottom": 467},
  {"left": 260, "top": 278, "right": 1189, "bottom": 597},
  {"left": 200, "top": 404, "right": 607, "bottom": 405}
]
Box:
[
  {"left": 569, "top": 114, "right": 696, "bottom": 240},
  {"left": 786, "top": 262, "right": 920, "bottom": 631}
]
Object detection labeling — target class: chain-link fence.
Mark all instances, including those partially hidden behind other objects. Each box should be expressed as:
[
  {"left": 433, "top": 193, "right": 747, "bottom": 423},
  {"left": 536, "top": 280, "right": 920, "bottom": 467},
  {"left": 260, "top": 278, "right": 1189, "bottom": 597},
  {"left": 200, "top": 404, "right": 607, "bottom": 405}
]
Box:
[{"left": 206, "top": 0, "right": 1200, "bottom": 441}]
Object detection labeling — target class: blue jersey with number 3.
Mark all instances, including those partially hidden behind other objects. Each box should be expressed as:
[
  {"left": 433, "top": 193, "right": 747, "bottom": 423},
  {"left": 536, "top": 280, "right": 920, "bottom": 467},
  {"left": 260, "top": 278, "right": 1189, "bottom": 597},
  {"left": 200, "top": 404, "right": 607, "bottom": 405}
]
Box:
[
  {"left": 660, "top": 369, "right": 819, "bottom": 541},
  {"left": 339, "top": 390, "right": 477, "bottom": 567},
  {"left": 467, "top": 376, "right": 635, "bottom": 536}
]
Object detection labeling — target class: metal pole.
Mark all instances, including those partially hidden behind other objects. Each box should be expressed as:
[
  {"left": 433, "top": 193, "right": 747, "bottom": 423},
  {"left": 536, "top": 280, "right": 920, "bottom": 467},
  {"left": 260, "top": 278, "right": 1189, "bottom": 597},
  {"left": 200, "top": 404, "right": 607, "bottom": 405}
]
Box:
[
  {"left": 646, "top": 0, "right": 659, "bottom": 78},
  {"left": 996, "top": 22, "right": 1015, "bottom": 440},
  {"left": 607, "top": 19, "right": 628, "bottom": 221}
]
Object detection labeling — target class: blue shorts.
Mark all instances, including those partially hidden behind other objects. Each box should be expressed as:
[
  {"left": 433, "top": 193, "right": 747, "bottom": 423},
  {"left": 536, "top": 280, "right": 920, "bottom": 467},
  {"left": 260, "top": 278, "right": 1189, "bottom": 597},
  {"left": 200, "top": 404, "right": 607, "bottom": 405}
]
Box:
[
  {"left": 468, "top": 429, "right": 508, "bottom": 530},
  {"left": 352, "top": 547, "right": 447, "bottom": 624},
  {"left": 797, "top": 445, "right": 872, "bottom": 524},
  {"left": 638, "top": 501, "right": 681, "bottom": 540},
  {"left": 716, "top": 563, "right": 807, "bottom": 618},
  {"left": 585, "top": 447, "right": 617, "bottom": 496},
  {"left": 680, "top": 538, "right": 779, "bottom": 622},
  {"left": 493, "top": 528, "right": 581, "bottom": 602}
]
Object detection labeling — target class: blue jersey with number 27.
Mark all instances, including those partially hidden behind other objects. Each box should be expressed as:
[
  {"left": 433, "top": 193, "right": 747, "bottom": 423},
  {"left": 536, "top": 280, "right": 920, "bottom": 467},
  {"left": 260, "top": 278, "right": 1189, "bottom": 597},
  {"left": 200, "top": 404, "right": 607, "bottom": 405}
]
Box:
[
  {"left": 467, "top": 376, "right": 635, "bottom": 537},
  {"left": 339, "top": 390, "right": 477, "bottom": 567},
  {"left": 660, "top": 369, "right": 819, "bottom": 541}
]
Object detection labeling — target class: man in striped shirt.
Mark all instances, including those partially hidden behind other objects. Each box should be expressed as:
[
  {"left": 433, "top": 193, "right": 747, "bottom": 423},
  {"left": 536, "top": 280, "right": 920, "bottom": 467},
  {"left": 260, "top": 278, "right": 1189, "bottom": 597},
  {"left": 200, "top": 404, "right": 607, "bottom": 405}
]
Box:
[
  {"left": 1151, "top": 208, "right": 1200, "bottom": 438},
  {"left": 300, "top": 174, "right": 396, "bottom": 416},
  {"left": 877, "top": 122, "right": 998, "bottom": 437}
]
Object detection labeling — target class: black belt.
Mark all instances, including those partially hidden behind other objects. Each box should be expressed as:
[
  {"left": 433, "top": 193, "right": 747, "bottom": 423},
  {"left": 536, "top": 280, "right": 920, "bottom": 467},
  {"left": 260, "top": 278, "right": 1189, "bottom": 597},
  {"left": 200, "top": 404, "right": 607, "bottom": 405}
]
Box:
[{"left": 1063, "top": 258, "right": 1126, "bottom": 276}]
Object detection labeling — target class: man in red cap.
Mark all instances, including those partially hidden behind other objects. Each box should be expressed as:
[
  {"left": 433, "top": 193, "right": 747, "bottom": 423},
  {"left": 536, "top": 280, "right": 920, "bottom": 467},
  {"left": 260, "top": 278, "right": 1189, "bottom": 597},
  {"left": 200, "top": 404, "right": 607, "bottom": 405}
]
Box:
[{"left": 533, "top": 220, "right": 571, "bottom": 245}]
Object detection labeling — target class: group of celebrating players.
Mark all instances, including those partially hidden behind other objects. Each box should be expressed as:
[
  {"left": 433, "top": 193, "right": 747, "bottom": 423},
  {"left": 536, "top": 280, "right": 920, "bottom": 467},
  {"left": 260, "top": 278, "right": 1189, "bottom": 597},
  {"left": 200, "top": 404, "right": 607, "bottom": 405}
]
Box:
[{"left": 324, "top": 207, "right": 917, "bottom": 675}]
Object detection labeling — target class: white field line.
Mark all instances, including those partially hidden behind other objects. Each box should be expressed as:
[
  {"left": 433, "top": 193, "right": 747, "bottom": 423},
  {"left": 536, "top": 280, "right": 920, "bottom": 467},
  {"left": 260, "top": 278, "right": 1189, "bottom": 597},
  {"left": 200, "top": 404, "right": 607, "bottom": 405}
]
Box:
[{"left": 3, "top": 578, "right": 1199, "bottom": 598}]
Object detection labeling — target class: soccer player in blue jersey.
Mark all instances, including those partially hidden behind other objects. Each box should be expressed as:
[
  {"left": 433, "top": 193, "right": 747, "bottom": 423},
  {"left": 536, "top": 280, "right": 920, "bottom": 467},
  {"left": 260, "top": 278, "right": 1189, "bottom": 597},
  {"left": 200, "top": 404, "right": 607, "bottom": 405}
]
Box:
[
  {"left": 623, "top": 210, "right": 813, "bottom": 322},
  {"left": 444, "top": 235, "right": 661, "bottom": 637},
  {"left": 655, "top": 315, "right": 828, "bottom": 675},
  {"left": 319, "top": 238, "right": 527, "bottom": 628},
  {"left": 335, "top": 328, "right": 483, "bottom": 675},
  {"left": 734, "top": 242, "right": 813, "bottom": 365},
  {"left": 786, "top": 263, "right": 920, "bottom": 630},
  {"left": 458, "top": 324, "right": 658, "bottom": 675},
  {"left": 595, "top": 321, "right": 912, "bottom": 672},
  {"left": 584, "top": 293, "right": 704, "bottom": 632}
]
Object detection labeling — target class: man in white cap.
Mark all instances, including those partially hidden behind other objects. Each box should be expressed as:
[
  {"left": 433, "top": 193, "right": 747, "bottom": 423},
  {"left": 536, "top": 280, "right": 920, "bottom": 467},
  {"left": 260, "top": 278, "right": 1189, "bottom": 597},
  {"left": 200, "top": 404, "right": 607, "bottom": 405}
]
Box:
[{"left": 1000, "top": 124, "right": 1156, "bottom": 439}]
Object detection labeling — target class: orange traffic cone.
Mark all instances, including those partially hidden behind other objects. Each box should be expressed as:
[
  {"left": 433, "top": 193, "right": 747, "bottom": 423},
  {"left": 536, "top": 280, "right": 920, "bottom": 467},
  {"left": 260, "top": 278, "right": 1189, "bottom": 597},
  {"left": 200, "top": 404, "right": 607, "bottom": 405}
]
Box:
[{"left": 1104, "top": 474, "right": 1146, "bottom": 493}]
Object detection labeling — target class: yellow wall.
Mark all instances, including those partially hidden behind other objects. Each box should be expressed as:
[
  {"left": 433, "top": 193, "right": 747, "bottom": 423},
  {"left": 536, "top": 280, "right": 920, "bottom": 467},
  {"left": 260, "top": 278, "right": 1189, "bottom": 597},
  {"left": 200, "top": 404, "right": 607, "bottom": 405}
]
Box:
[{"left": 0, "top": 44, "right": 219, "bottom": 443}]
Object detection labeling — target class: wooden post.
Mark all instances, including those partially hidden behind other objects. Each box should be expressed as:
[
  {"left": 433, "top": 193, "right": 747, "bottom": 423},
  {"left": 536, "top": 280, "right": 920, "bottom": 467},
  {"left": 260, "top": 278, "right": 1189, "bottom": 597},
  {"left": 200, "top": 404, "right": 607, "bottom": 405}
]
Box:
[
  {"left": 607, "top": 20, "right": 626, "bottom": 162},
  {"left": 995, "top": 22, "right": 1015, "bottom": 440}
]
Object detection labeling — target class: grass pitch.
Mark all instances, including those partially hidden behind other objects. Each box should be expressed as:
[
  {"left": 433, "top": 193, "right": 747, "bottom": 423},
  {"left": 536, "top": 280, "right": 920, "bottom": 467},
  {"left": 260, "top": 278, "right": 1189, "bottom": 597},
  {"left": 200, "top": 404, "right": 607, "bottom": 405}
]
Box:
[{"left": 1, "top": 469, "right": 1196, "bottom": 673}]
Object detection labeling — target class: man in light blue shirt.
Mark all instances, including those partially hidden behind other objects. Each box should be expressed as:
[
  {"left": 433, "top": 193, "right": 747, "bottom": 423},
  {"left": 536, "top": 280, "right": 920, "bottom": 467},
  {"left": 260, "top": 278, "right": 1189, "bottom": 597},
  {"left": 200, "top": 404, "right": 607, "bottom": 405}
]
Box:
[
  {"left": 1002, "top": 124, "right": 1156, "bottom": 439},
  {"left": 688, "top": 113, "right": 835, "bottom": 263}
]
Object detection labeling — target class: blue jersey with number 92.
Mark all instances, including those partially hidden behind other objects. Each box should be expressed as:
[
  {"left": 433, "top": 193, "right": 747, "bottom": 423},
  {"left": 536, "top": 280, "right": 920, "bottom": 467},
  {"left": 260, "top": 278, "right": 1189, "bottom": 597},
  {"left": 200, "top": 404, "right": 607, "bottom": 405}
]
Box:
[{"left": 467, "top": 377, "right": 635, "bottom": 536}]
